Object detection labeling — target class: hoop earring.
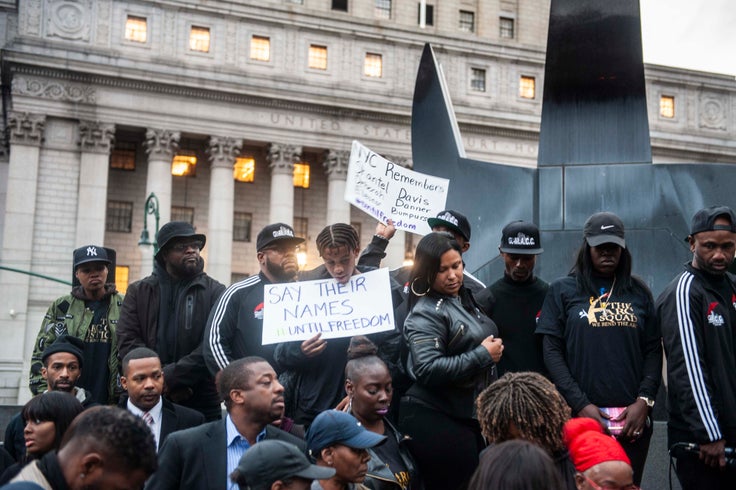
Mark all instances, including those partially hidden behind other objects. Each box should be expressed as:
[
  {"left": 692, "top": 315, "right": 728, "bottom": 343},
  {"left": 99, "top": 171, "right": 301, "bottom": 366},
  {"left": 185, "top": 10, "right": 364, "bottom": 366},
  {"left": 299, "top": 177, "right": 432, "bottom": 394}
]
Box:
[{"left": 411, "top": 277, "right": 430, "bottom": 296}]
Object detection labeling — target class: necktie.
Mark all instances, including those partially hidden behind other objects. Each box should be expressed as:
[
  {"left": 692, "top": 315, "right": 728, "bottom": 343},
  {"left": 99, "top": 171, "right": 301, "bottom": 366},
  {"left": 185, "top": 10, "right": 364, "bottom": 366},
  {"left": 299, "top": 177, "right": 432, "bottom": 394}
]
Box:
[{"left": 142, "top": 411, "right": 154, "bottom": 426}]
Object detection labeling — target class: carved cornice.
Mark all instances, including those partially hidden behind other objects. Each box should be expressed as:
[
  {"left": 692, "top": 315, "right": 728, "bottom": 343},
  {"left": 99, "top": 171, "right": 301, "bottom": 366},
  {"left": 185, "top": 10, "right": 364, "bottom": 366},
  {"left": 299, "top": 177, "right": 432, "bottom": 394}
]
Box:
[
  {"left": 78, "top": 120, "right": 115, "bottom": 154},
  {"left": 323, "top": 149, "right": 350, "bottom": 181},
  {"left": 384, "top": 155, "right": 411, "bottom": 169},
  {"left": 208, "top": 136, "right": 243, "bottom": 169},
  {"left": 12, "top": 75, "right": 96, "bottom": 104},
  {"left": 7, "top": 112, "right": 45, "bottom": 146},
  {"left": 267, "top": 143, "right": 301, "bottom": 174},
  {"left": 144, "top": 129, "right": 180, "bottom": 159}
]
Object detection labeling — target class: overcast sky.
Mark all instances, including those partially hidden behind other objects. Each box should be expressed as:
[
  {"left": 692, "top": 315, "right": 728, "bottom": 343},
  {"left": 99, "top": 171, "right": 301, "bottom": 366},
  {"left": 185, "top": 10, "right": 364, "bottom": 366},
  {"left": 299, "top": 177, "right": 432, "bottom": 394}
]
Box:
[{"left": 640, "top": 0, "right": 736, "bottom": 76}]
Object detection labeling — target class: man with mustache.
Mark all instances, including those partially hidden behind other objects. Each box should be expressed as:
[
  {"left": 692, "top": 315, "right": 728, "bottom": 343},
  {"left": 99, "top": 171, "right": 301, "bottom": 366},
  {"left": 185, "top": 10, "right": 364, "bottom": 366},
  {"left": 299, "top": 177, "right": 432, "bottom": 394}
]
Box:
[
  {"left": 117, "top": 222, "right": 226, "bottom": 421},
  {"left": 204, "top": 223, "right": 304, "bottom": 375},
  {"left": 145, "top": 357, "right": 305, "bottom": 490}
]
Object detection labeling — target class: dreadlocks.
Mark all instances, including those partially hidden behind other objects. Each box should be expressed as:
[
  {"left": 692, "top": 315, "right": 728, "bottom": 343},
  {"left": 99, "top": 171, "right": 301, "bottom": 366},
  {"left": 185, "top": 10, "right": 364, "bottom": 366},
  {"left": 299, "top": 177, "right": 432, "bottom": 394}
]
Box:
[
  {"left": 316, "top": 223, "right": 360, "bottom": 257},
  {"left": 476, "top": 371, "right": 571, "bottom": 455}
]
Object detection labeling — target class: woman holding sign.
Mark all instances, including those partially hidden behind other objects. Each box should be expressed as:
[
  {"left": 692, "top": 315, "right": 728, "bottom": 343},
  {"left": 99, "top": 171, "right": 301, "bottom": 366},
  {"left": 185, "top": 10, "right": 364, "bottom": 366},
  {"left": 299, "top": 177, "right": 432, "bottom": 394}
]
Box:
[{"left": 398, "top": 232, "right": 503, "bottom": 490}]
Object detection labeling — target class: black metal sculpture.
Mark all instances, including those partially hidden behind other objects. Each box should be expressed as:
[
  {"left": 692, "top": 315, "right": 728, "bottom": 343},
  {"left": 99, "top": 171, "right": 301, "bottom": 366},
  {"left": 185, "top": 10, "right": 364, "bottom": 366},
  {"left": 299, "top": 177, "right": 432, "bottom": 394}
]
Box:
[{"left": 411, "top": 0, "right": 735, "bottom": 295}]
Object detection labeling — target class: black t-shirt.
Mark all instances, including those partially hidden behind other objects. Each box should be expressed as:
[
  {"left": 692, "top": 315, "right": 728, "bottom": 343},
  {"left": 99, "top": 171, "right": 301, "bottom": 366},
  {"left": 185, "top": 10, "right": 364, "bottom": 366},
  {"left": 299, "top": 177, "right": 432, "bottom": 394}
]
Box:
[
  {"left": 79, "top": 299, "right": 112, "bottom": 405},
  {"left": 536, "top": 275, "right": 657, "bottom": 407},
  {"left": 371, "top": 425, "right": 411, "bottom": 489}
]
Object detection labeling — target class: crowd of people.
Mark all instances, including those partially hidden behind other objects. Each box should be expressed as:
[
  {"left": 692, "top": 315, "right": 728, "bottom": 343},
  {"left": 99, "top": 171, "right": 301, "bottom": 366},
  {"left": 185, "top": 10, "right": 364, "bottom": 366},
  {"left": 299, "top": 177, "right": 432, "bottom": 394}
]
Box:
[{"left": 2, "top": 204, "right": 736, "bottom": 490}]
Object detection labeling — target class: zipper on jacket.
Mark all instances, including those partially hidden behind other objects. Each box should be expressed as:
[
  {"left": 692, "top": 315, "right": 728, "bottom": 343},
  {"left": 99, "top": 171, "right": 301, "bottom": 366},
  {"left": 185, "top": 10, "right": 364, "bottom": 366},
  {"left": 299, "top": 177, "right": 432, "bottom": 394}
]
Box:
[
  {"left": 413, "top": 337, "right": 439, "bottom": 348},
  {"left": 185, "top": 294, "right": 194, "bottom": 330},
  {"left": 448, "top": 323, "right": 465, "bottom": 348}
]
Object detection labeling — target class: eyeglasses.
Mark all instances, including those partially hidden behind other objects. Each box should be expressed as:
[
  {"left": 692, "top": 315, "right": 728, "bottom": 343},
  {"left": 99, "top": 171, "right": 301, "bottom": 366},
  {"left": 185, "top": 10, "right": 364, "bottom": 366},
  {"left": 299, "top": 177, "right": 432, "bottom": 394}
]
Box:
[
  {"left": 579, "top": 473, "right": 639, "bottom": 490},
  {"left": 169, "top": 241, "right": 203, "bottom": 252}
]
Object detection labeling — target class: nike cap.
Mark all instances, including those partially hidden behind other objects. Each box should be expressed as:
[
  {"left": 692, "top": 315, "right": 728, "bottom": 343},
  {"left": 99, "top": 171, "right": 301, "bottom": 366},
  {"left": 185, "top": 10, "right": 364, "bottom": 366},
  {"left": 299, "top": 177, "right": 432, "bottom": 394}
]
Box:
[{"left": 583, "top": 212, "right": 625, "bottom": 248}]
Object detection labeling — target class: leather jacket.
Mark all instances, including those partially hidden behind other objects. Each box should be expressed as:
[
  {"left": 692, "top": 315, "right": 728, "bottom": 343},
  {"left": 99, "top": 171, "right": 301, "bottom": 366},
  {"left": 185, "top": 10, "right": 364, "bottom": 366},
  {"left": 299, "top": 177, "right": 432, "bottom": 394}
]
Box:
[
  {"left": 404, "top": 289, "right": 497, "bottom": 419},
  {"left": 364, "top": 419, "right": 422, "bottom": 490}
]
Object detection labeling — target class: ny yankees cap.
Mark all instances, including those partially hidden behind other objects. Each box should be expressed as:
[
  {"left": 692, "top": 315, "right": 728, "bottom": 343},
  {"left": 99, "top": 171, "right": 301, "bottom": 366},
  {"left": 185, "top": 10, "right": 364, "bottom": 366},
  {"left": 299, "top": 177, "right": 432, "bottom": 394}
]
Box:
[
  {"left": 73, "top": 245, "right": 111, "bottom": 270},
  {"left": 499, "top": 220, "right": 543, "bottom": 255},
  {"left": 256, "top": 223, "right": 305, "bottom": 252},
  {"left": 427, "top": 210, "right": 471, "bottom": 241},
  {"left": 689, "top": 205, "right": 736, "bottom": 236},
  {"left": 583, "top": 212, "right": 626, "bottom": 248}
]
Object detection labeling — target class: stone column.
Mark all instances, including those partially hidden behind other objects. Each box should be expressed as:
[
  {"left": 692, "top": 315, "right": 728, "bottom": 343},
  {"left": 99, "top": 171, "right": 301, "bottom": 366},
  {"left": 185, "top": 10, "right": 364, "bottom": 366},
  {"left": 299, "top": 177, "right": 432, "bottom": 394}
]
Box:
[
  {"left": 143, "top": 129, "right": 180, "bottom": 226},
  {"left": 267, "top": 143, "right": 300, "bottom": 225},
  {"left": 76, "top": 121, "right": 115, "bottom": 246},
  {"left": 0, "top": 112, "right": 45, "bottom": 403},
  {"left": 206, "top": 136, "right": 242, "bottom": 284},
  {"left": 323, "top": 149, "right": 350, "bottom": 224}
]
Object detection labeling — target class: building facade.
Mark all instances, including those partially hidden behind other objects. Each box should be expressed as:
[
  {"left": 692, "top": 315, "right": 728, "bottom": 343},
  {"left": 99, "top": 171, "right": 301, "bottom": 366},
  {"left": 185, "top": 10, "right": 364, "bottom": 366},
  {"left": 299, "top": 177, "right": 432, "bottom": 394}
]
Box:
[{"left": 0, "top": 0, "right": 734, "bottom": 404}]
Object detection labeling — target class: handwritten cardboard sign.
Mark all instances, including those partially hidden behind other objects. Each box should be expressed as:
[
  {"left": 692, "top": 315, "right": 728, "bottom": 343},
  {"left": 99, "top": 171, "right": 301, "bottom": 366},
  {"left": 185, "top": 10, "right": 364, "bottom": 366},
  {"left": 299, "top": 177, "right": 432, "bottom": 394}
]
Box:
[
  {"left": 344, "top": 140, "right": 449, "bottom": 233},
  {"left": 262, "top": 268, "right": 396, "bottom": 345}
]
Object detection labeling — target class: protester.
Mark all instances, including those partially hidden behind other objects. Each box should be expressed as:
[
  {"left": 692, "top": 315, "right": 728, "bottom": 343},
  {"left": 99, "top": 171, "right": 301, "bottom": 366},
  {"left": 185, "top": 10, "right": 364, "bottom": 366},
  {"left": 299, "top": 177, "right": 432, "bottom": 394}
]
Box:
[
  {"left": 563, "top": 418, "right": 636, "bottom": 490},
  {"left": 468, "top": 439, "right": 565, "bottom": 490},
  {"left": 30, "top": 246, "right": 122, "bottom": 405},
  {"left": 398, "top": 232, "right": 502, "bottom": 490},
  {"left": 230, "top": 440, "right": 335, "bottom": 490},
  {"left": 475, "top": 372, "right": 575, "bottom": 489},
  {"left": 658, "top": 205, "right": 736, "bottom": 489},
  {"left": 536, "top": 212, "right": 660, "bottom": 486},
  {"left": 118, "top": 221, "right": 226, "bottom": 421},
  {"left": 306, "top": 410, "right": 387, "bottom": 490}
]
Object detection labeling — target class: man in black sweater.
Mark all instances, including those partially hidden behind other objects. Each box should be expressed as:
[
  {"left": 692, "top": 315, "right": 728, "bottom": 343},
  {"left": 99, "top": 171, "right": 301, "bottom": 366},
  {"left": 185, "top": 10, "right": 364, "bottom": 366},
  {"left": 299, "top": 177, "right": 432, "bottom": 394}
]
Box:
[{"left": 476, "top": 220, "right": 548, "bottom": 376}]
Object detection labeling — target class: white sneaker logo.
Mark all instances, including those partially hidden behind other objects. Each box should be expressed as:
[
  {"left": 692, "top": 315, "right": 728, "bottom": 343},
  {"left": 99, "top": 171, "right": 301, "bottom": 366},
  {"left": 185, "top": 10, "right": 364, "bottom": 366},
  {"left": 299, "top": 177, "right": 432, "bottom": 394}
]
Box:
[{"left": 601, "top": 225, "right": 615, "bottom": 230}]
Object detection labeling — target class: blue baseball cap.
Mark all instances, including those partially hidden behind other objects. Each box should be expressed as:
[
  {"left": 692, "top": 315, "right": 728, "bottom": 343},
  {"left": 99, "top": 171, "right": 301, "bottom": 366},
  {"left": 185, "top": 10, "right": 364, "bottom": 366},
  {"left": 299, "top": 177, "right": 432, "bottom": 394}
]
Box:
[{"left": 306, "top": 410, "right": 386, "bottom": 454}]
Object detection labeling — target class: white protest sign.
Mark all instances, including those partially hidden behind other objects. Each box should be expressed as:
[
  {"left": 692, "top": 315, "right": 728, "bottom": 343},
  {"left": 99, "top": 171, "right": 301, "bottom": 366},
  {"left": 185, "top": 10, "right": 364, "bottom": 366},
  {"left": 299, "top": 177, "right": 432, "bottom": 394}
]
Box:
[
  {"left": 262, "top": 268, "right": 395, "bottom": 345},
  {"left": 344, "top": 140, "right": 449, "bottom": 234}
]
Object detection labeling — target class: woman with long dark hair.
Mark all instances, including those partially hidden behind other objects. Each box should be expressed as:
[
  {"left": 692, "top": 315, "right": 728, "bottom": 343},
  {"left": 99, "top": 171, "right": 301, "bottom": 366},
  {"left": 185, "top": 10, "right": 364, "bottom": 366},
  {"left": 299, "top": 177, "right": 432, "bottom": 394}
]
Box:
[
  {"left": 536, "top": 212, "right": 661, "bottom": 486},
  {"left": 398, "top": 232, "right": 503, "bottom": 490}
]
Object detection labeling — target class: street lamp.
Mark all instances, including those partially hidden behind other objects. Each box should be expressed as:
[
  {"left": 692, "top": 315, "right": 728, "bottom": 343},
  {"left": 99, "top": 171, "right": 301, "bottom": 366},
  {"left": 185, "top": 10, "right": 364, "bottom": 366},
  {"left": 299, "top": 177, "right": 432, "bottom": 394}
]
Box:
[{"left": 138, "top": 192, "right": 160, "bottom": 261}]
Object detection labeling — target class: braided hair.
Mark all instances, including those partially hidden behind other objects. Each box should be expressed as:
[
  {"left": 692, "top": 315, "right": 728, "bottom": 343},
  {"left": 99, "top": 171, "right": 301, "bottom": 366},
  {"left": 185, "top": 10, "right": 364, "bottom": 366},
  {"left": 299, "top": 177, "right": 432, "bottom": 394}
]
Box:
[
  {"left": 316, "top": 223, "right": 360, "bottom": 257},
  {"left": 475, "top": 372, "right": 571, "bottom": 455}
]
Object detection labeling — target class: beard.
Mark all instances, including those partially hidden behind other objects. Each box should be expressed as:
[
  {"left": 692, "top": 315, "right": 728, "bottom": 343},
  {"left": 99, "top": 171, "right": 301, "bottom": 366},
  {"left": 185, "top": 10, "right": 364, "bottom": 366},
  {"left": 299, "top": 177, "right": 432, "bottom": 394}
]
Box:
[
  {"left": 265, "top": 257, "right": 297, "bottom": 283},
  {"left": 168, "top": 255, "right": 205, "bottom": 279}
]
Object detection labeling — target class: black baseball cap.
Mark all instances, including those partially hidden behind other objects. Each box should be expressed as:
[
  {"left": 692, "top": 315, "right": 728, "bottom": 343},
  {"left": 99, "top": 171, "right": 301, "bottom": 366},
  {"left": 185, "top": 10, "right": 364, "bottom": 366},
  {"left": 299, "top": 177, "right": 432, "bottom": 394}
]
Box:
[
  {"left": 256, "top": 223, "right": 305, "bottom": 252},
  {"left": 42, "top": 335, "right": 85, "bottom": 367},
  {"left": 583, "top": 212, "right": 626, "bottom": 248},
  {"left": 689, "top": 205, "right": 736, "bottom": 236},
  {"left": 156, "top": 221, "right": 206, "bottom": 259},
  {"left": 427, "top": 210, "right": 471, "bottom": 241},
  {"left": 73, "top": 245, "right": 111, "bottom": 270},
  {"left": 499, "top": 220, "right": 543, "bottom": 255},
  {"left": 233, "top": 440, "right": 335, "bottom": 490}
]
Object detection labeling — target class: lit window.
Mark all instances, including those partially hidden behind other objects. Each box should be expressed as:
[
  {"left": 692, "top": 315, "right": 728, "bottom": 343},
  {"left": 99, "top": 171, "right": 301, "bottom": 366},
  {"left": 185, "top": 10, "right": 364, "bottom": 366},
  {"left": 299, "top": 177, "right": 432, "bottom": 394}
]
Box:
[
  {"left": 189, "top": 26, "right": 210, "bottom": 52},
  {"left": 375, "top": 0, "right": 391, "bottom": 18},
  {"left": 519, "top": 76, "right": 536, "bottom": 99},
  {"left": 250, "top": 36, "right": 270, "bottom": 62},
  {"left": 125, "top": 16, "right": 147, "bottom": 43},
  {"left": 660, "top": 95, "right": 675, "bottom": 118},
  {"left": 234, "top": 157, "right": 255, "bottom": 182},
  {"left": 171, "top": 206, "right": 194, "bottom": 224},
  {"left": 233, "top": 212, "right": 253, "bottom": 242},
  {"left": 293, "top": 163, "right": 311, "bottom": 188},
  {"left": 171, "top": 152, "right": 197, "bottom": 176},
  {"left": 471, "top": 68, "right": 486, "bottom": 92},
  {"left": 364, "top": 53, "right": 383, "bottom": 78},
  {"left": 332, "top": 0, "right": 348, "bottom": 11},
  {"left": 459, "top": 11, "right": 475, "bottom": 32},
  {"left": 106, "top": 201, "right": 133, "bottom": 233},
  {"left": 418, "top": 3, "right": 434, "bottom": 26},
  {"left": 115, "top": 266, "right": 129, "bottom": 295},
  {"left": 500, "top": 17, "right": 515, "bottom": 39},
  {"left": 308, "top": 45, "right": 328, "bottom": 70},
  {"left": 110, "top": 141, "right": 137, "bottom": 170}
]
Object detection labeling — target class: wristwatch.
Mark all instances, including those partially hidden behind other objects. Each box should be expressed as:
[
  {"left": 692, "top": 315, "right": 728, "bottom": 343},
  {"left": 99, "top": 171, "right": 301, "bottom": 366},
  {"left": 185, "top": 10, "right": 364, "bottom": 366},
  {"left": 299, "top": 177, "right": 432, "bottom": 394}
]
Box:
[{"left": 638, "top": 396, "right": 655, "bottom": 409}]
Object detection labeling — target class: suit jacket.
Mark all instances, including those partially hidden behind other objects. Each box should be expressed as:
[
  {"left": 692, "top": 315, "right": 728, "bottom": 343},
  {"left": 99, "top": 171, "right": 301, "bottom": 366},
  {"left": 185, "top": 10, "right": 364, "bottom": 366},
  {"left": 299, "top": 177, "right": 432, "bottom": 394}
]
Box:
[
  {"left": 145, "top": 418, "right": 306, "bottom": 490},
  {"left": 118, "top": 396, "right": 205, "bottom": 449}
]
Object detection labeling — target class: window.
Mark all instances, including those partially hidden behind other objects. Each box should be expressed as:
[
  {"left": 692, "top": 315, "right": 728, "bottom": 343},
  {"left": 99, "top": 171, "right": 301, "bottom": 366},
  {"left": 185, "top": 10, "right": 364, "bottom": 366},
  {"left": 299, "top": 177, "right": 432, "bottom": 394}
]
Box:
[
  {"left": 519, "top": 76, "right": 536, "bottom": 99},
  {"left": 250, "top": 36, "right": 270, "bottom": 62},
  {"left": 171, "top": 152, "right": 197, "bottom": 176},
  {"left": 115, "top": 266, "right": 130, "bottom": 294},
  {"left": 234, "top": 157, "right": 255, "bottom": 182},
  {"left": 233, "top": 212, "right": 253, "bottom": 242},
  {"left": 471, "top": 68, "right": 486, "bottom": 92},
  {"left": 308, "top": 45, "right": 328, "bottom": 70},
  {"left": 171, "top": 206, "right": 194, "bottom": 224},
  {"left": 332, "top": 0, "right": 348, "bottom": 11},
  {"left": 110, "top": 141, "right": 137, "bottom": 170},
  {"left": 364, "top": 53, "right": 383, "bottom": 78},
  {"left": 375, "top": 0, "right": 391, "bottom": 19},
  {"left": 418, "top": 4, "right": 434, "bottom": 26},
  {"left": 293, "top": 163, "right": 311, "bottom": 188},
  {"left": 459, "top": 11, "right": 475, "bottom": 32},
  {"left": 660, "top": 95, "right": 675, "bottom": 118},
  {"left": 189, "top": 26, "right": 210, "bottom": 52},
  {"left": 125, "top": 16, "right": 147, "bottom": 43},
  {"left": 106, "top": 201, "right": 133, "bottom": 233},
  {"left": 500, "top": 17, "right": 515, "bottom": 39}
]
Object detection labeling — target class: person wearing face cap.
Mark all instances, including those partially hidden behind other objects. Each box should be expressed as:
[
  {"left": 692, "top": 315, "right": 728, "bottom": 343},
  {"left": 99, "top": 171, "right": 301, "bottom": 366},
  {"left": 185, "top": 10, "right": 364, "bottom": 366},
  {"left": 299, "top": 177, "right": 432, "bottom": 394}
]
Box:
[
  {"left": 536, "top": 212, "right": 660, "bottom": 486},
  {"left": 658, "top": 205, "right": 736, "bottom": 489}
]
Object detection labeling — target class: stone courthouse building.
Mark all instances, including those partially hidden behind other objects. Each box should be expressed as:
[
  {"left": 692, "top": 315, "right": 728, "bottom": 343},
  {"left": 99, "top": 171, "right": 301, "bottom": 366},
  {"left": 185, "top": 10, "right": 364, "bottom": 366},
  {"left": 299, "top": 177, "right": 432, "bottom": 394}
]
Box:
[{"left": 0, "top": 0, "right": 734, "bottom": 403}]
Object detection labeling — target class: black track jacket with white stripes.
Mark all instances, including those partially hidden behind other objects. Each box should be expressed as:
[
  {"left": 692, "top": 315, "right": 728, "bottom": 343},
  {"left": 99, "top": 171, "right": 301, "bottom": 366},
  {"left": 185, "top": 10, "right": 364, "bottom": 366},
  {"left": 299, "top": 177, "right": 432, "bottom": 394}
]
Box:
[{"left": 658, "top": 263, "right": 736, "bottom": 446}]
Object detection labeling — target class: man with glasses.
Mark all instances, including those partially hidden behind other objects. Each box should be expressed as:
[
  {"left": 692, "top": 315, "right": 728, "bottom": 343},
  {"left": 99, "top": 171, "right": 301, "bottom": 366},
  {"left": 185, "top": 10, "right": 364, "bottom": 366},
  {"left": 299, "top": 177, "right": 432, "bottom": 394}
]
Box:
[
  {"left": 204, "top": 223, "right": 304, "bottom": 376},
  {"left": 118, "top": 221, "right": 226, "bottom": 420}
]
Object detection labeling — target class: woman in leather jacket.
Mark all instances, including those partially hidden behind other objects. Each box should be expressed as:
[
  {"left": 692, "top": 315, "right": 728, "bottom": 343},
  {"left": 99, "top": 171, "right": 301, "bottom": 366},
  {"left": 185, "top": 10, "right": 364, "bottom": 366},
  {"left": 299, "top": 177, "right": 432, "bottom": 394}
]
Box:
[
  {"left": 398, "top": 232, "right": 503, "bottom": 490},
  {"left": 343, "top": 336, "right": 421, "bottom": 490}
]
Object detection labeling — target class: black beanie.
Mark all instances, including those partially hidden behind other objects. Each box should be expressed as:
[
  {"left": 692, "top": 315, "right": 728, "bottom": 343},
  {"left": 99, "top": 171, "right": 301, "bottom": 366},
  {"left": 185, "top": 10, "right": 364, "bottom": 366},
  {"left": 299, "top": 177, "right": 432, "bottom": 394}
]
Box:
[{"left": 41, "top": 335, "right": 85, "bottom": 367}]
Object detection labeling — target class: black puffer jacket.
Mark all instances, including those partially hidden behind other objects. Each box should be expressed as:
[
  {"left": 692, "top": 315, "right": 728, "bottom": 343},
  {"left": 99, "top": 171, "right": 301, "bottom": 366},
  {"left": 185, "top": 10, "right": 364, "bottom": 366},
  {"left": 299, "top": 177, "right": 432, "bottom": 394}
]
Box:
[{"left": 404, "top": 288, "right": 497, "bottom": 418}]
